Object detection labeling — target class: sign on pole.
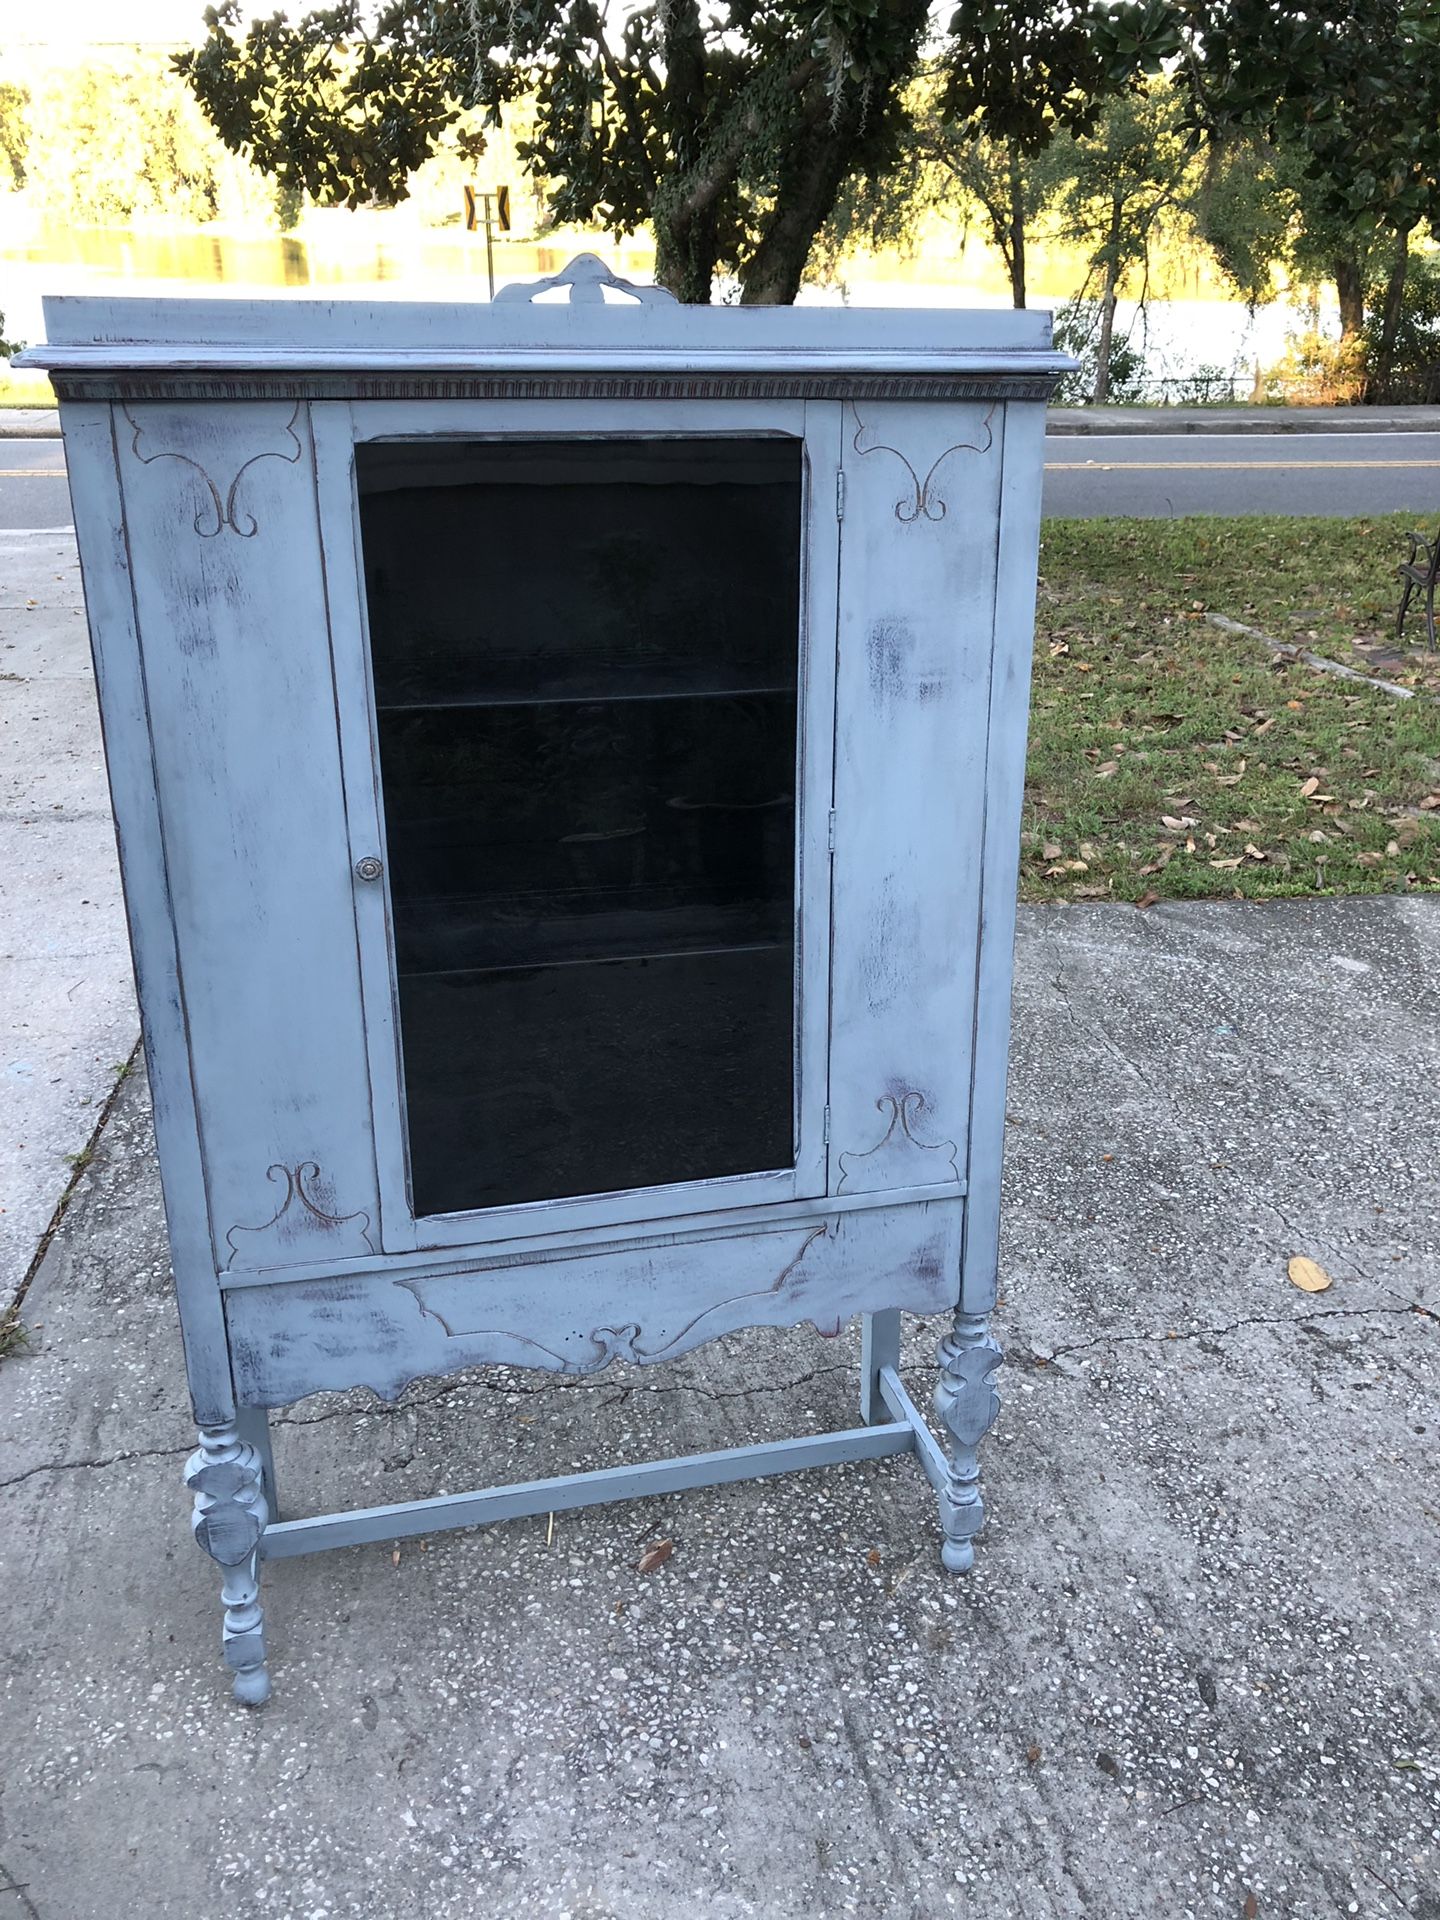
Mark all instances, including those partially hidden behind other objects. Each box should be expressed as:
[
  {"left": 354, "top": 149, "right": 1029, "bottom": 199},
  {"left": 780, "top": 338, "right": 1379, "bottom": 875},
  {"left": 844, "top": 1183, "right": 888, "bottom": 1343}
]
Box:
[{"left": 463, "top": 185, "right": 512, "bottom": 297}]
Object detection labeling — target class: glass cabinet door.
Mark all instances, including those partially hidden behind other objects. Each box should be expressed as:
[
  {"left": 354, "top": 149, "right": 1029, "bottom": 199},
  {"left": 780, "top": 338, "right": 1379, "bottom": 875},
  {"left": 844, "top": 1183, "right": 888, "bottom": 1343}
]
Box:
[{"left": 349, "top": 433, "right": 819, "bottom": 1229}]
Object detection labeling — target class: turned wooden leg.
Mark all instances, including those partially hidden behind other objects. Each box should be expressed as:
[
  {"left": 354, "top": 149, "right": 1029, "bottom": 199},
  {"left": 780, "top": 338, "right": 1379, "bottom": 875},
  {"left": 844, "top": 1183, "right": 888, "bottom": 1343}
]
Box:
[
  {"left": 185, "top": 1421, "right": 271, "bottom": 1706},
  {"left": 234, "top": 1405, "right": 280, "bottom": 1523},
  {"left": 931, "top": 1311, "right": 1003, "bottom": 1572}
]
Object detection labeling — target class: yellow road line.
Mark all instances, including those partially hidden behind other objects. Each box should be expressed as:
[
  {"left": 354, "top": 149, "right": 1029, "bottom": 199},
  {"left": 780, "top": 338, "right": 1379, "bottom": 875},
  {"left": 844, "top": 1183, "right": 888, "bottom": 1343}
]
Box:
[
  {"left": 1045, "top": 458, "right": 1440, "bottom": 472},
  {"left": 0, "top": 469, "right": 66, "bottom": 478}
]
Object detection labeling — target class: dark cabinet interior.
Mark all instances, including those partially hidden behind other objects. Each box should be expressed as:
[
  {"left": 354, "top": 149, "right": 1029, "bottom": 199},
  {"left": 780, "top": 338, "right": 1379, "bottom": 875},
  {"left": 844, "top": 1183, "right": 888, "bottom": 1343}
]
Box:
[{"left": 356, "top": 437, "right": 804, "bottom": 1217}]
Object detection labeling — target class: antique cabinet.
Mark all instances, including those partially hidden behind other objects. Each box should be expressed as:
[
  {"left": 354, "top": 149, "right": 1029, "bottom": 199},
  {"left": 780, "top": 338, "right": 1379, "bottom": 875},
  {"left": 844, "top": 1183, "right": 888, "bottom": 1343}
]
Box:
[{"left": 25, "top": 256, "right": 1067, "bottom": 1703}]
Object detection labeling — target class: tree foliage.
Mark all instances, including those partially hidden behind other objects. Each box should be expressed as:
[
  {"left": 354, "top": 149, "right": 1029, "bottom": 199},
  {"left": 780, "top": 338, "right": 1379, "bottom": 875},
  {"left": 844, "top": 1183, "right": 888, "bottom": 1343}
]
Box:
[
  {"left": 1169, "top": 0, "right": 1440, "bottom": 239},
  {"left": 24, "top": 54, "right": 241, "bottom": 224},
  {"left": 178, "top": 0, "right": 1172, "bottom": 302},
  {"left": 0, "top": 82, "right": 28, "bottom": 191},
  {"left": 179, "top": 0, "right": 938, "bottom": 303},
  {"left": 1047, "top": 82, "right": 1194, "bottom": 400}
]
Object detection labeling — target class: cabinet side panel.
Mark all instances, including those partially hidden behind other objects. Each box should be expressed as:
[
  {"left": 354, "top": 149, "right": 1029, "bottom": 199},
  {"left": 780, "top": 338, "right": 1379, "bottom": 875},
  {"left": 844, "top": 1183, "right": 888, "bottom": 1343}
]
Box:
[
  {"left": 59, "top": 402, "right": 234, "bottom": 1419},
  {"left": 961, "top": 400, "right": 1046, "bottom": 1313},
  {"left": 114, "top": 401, "right": 378, "bottom": 1274},
  {"left": 828, "top": 399, "right": 1004, "bottom": 1203}
]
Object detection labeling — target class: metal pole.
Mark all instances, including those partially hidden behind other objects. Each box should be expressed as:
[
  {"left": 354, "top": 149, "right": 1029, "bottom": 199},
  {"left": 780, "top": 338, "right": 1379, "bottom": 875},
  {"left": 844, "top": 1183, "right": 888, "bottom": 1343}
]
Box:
[{"left": 483, "top": 194, "right": 496, "bottom": 302}]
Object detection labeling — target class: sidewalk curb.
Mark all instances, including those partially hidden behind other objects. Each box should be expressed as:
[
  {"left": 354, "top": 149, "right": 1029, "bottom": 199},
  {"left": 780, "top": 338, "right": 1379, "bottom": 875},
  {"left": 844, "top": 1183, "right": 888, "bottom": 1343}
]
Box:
[
  {"left": 0, "top": 412, "right": 60, "bottom": 438},
  {"left": 8, "top": 405, "right": 1440, "bottom": 442},
  {"left": 1048, "top": 405, "right": 1440, "bottom": 436},
  {"left": 1205, "top": 611, "right": 1420, "bottom": 699}
]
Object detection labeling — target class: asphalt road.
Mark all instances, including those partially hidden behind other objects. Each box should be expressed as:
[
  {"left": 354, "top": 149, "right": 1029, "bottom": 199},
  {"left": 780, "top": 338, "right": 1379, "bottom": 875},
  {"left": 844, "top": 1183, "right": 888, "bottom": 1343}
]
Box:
[
  {"left": 0, "top": 439, "right": 71, "bottom": 529},
  {"left": 3, "top": 431, "right": 1440, "bottom": 526},
  {"left": 1042, "top": 430, "right": 1440, "bottom": 518}
]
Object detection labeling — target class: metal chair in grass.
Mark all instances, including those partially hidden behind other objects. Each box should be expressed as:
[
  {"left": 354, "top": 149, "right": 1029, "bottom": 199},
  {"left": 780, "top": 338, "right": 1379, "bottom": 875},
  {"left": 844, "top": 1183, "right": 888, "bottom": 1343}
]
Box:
[{"left": 1396, "top": 524, "right": 1440, "bottom": 650}]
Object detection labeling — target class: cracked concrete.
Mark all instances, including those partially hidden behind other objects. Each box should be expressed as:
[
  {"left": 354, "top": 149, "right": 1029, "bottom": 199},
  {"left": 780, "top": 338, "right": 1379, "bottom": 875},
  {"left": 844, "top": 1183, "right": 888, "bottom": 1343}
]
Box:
[
  {"left": 0, "top": 532, "right": 137, "bottom": 1316},
  {"left": 0, "top": 895, "right": 1436, "bottom": 1919}
]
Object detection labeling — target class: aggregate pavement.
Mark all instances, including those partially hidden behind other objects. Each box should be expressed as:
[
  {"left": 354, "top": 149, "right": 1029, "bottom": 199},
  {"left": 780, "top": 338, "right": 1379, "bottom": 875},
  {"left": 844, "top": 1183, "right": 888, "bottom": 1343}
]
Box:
[
  {"left": 0, "top": 516, "right": 1435, "bottom": 1920},
  {"left": 0, "top": 894, "right": 1436, "bottom": 1920}
]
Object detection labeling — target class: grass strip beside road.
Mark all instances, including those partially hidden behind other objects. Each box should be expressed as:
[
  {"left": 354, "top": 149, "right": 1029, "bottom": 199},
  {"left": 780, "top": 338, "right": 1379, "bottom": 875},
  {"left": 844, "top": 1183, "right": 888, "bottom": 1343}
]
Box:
[{"left": 1025, "top": 516, "right": 1440, "bottom": 903}]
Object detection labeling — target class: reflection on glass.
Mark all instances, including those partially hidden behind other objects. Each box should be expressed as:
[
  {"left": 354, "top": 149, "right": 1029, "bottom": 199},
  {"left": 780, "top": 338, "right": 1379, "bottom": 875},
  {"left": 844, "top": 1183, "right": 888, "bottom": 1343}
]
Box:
[{"left": 356, "top": 438, "right": 802, "bottom": 1216}]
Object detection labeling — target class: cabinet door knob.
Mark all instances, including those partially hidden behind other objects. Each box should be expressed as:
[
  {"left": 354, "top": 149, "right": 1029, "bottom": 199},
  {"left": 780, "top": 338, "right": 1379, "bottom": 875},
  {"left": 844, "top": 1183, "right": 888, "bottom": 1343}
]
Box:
[{"left": 354, "top": 856, "right": 384, "bottom": 882}]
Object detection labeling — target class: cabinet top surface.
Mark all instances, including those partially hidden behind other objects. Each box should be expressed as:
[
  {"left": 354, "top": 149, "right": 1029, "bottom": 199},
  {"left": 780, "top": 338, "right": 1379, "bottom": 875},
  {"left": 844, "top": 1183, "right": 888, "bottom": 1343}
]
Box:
[{"left": 21, "top": 253, "right": 1071, "bottom": 385}]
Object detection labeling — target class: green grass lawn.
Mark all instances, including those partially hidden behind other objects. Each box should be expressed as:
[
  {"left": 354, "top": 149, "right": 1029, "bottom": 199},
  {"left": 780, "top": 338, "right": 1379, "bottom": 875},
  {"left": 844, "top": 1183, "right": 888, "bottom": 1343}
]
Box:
[{"left": 1024, "top": 516, "right": 1440, "bottom": 903}]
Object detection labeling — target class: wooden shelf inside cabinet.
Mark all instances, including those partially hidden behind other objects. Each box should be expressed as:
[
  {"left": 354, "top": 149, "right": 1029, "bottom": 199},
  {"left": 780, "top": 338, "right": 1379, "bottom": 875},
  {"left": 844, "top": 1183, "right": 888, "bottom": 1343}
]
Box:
[{"left": 373, "top": 681, "right": 796, "bottom": 713}]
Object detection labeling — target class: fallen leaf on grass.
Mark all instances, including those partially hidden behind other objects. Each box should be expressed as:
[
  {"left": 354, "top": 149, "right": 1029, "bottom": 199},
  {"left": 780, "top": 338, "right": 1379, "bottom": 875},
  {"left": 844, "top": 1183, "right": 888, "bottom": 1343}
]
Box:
[
  {"left": 1096, "top": 761, "right": 1119, "bottom": 778},
  {"left": 1288, "top": 1256, "right": 1332, "bottom": 1294},
  {"left": 1136, "top": 890, "right": 1160, "bottom": 909},
  {"left": 1300, "top": 775, "right": 1321, "bottom": 797},
  {"left": 636, "top": 1539, "right": 674, "bottom": 1574},
  {"left": 1210, "top": 856, "right": 1243, "bottom": 870},
  {"left": 1161, "top": 814, "right": 1198, "bottom": 830}
]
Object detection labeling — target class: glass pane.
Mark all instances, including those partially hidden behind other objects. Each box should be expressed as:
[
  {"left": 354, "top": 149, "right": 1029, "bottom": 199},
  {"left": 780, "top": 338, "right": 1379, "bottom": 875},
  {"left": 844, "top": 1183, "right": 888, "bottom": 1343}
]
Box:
[{"left": 356, "top": 437, "right": 802, "bottom": 1217}]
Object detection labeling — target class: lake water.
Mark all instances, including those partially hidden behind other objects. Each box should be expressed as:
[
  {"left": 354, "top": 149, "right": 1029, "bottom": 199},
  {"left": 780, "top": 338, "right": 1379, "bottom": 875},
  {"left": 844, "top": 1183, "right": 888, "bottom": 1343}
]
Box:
[{"left": 1, "top": 216, "right": 1322, "bottom": 399}]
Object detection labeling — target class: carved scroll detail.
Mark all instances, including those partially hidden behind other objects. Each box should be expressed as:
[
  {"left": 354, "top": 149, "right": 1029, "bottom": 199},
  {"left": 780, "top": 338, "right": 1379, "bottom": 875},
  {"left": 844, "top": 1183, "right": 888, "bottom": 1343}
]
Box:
[
  {"left": 849, "top": 402, "right": 995, "bottom": 522},
  {"left": 932, "top": 1312, "right": 1003, "bottom": 1572},
  {"left": 223, "top": 1161, "right": 375, "bottom": 1270},
  {"left": 122, "top": 402, "right": 303, "bottom": 536},
  {"left": 837, "top": 1090, "right": 959, "bottom": 1194},
  {"left": 185, "top": 1422, "right": 270, "bottom": 1705},
  {"left": 396, "top": 1224, "right": 832, "bottom": 1371}
]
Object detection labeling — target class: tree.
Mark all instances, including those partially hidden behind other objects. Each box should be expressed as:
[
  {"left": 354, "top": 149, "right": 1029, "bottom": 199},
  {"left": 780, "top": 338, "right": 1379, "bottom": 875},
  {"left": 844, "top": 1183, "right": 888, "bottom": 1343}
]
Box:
[
  {"left": 179, "top": 0, "right": 936, "bottom": 304},
  {"left": 178, "top": 0, "right": 1169, "bottom": 303},
  {"left": 814, "top": 85, "right": 1077, "bottom": 311},
  {"left": 1167, "top": 0, "right": 1440, "bottom": 396},
  {"left": 25, "top": 55, "right": 229, "bottom": 224},
  {"left": 1196, "top": 133, "right": 1389, "bottom": 343},
  {"left": 0, "top": 81, "right": 28, "bottom": 191},
  {"left": 1049, "top": 81, "right": 1194, "bottom": 401},
  {"left": 917, "top": 128, "right": 1075, "bottom": 309}
]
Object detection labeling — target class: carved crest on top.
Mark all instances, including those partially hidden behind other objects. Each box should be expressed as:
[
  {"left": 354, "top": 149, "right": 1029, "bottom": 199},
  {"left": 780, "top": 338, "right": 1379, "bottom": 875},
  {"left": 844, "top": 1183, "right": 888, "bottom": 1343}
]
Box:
[{"left": 494, "top": 252, "right": 678, "bottom": 307}]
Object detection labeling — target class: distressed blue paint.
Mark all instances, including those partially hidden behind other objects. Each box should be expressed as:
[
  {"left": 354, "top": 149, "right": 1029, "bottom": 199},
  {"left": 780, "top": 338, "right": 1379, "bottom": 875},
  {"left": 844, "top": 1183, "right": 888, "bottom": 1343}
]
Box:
[{"left": 30, "top": 264, "right": 1069, "bottom": 1701}]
